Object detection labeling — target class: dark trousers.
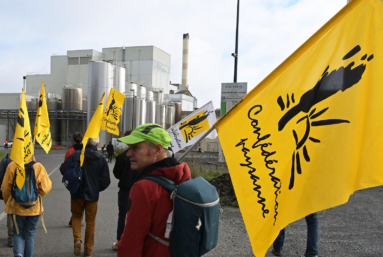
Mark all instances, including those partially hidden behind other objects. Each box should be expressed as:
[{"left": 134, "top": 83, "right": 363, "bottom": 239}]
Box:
[
  {"left": 273, "top": 213, "right": 318, "bottom": 255},
  {"left": 108, "top": 153, "right": 113, "bottom": 162},
  {"left": 117, "top": 189, "right": 130, "bottom": 241}
]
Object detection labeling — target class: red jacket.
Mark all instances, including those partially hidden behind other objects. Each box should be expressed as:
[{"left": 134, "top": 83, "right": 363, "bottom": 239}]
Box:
[
  {"left": 64, "top": 144, "right": 83, "bottom": 161},
  {"left": 118, "top": 158, "right": 191, "bottom": 257}
]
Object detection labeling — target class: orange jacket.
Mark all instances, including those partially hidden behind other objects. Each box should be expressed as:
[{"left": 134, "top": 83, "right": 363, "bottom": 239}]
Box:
[{"left": 1, "top": 161, "right": 52, "bottom": 216}]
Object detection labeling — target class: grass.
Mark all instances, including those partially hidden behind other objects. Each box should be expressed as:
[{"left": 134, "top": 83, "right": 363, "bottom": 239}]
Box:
[
  {"left": 183, "top": 156, "right": 225, "bottom": 181},
  {"left": 0, "top": 152, "right": 7, "bottom": 159}
]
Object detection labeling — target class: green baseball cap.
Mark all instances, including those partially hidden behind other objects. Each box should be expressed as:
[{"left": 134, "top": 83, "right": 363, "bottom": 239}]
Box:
[{"left": 118, "top": 123, "right": 172, "bottom": 149}]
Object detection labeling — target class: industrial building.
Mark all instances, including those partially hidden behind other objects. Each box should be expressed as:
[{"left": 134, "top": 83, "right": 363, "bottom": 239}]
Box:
[{"left": 0, "top": 34, "right": 221, "bottom": 152}]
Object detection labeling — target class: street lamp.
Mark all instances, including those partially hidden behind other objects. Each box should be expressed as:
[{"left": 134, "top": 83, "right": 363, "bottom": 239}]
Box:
[{"left": 233, "top": 0, "right": 240, "bottom": 83}]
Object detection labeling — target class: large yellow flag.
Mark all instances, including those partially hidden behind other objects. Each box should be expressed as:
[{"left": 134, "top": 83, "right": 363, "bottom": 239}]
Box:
[
  {"left": 11, "top": 89, "right": 34, "bottom": 189},
  {"left": 101, "top": 88, "right": 124, "bottom": 135},
  {"left": 34, "top": 81, "right": 52, "bottom": 154},
  {"left": 80, "top": 93, "right": 105, "bottom": 166},
  {"left": 215, "top": 0, "right": 383, "bottom": 256}
]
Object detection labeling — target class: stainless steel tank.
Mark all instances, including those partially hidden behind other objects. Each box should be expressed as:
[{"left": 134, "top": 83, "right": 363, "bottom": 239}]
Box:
[
  {"left": 146, "top": 100, "right": 156, "bottom": 123},
  {"left": 26, "top": 99, "right": 38, "bottom": 111},
  {"left": 126, "top": 82, "right": 137, "bottom": 97},
  {"left": 87, "top": 61, "right": 113, "bottom": 147},
  {"left": 174, "top": 102, "right": 182, "bottom": 123},
  {"left": 117, "top": 67, "right": 126, "bottom": 94},
  {"left": 146, "top": 89, "right": 153, "bottom": 101},
  {"left": 138, "top": 98, "right": 146, "bottom": 126},
  {"left": 123, "top": 97, "right": 135, "bottom": 131},
  {"left": 82, "top": 98, "right": 87, "bottom": 111},
  {"left": 165, "top": 105, "right": 175, "bottom": 130},
  {"left": 153, "top": 91, "right": 163, "bottom": 103},
  {"left": 155, "top": 103, "right": 166, "bottom": 128},
  {"left": 61, "top": 87, "right": 84, "bottom": 146},
  {"left": 134, "top": 97, "right": 141, "bottom": 128},
  {"left": 62, "top": 87, "right": 82, "bottom": 110},
  {"left": 138, "top": 85, "right": 146, "bottom": 100}
]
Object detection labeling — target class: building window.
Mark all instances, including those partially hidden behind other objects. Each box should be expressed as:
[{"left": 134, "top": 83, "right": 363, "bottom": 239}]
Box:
[
  {"left": 68, "top": 57, "right": 79, "bottom": 65},
  {"left": 80, "top": 57, "right": 91, "bottom": 65}
]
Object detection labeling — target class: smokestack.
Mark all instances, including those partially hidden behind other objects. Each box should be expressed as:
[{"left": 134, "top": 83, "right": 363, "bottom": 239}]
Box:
[
  {"left": 23, "top": 76, "right": 26, "bottom": 92},
  {"left": 182, "top": 33, "right": 189, "bottom": 88}
]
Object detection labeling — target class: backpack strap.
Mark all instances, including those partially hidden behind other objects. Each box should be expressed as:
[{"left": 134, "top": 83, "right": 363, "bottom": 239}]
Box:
[
  {"left": 7, "top": 196, "right": 19, "bottom": 235},
  {"left": 143, "top": 176, "right": 177, "bottom": 192},
  {"left": 143, "top": 176, "right": 177, "bottom": 241},
  {"left": 75, "top": 150, "right": 81, "bottom": 162},
  {"left": 39, "top": 195, "right": 47, "bottom": 233},
  {"left": 148, "top": 232, "right": 170, "bottom": 246}
]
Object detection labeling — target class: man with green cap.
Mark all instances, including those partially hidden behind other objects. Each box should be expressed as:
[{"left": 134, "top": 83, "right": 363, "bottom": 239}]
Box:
[{"left": 117, "top": 124, "right": 191, "bottom": 257}]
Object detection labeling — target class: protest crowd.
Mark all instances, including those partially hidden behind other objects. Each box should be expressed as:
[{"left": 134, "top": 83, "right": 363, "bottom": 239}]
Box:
[{"left": 2, "top": 1, "right": 383, "bottom": 256}]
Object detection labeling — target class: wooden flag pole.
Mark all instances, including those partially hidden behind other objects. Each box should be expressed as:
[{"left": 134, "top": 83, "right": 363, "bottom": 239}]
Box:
[{"left": 177, "top": 126, "right": 216, "bottom": 162}]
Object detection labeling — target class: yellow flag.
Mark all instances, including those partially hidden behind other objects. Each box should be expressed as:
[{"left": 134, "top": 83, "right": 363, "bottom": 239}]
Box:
[
  {"left": 80, "top": 93, "right": 105, "bottom": 166},
  {"left": 11, "top": 88, "right": 34, "bottom": 189},
  {"left": 34, "top": 81, "right": 52, "bottom": 154},
  {"left": 215, "top": 0, "right": 383, "bottom": 256},
  {"left": 101, "top": 88, "right": 124, "bottom": 135}
]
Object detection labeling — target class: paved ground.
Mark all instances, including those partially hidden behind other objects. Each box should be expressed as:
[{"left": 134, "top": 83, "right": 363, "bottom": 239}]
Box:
[{"left": 0, "top": 148, "right": 383, "bottom": 256}]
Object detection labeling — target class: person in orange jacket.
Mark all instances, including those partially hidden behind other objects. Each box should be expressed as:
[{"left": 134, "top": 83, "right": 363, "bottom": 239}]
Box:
[{"left": 1, "top": 158, "right": 52, "bottom": 257}]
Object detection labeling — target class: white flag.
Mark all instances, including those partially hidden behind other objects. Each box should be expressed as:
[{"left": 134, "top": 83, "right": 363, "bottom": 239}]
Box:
[{"left": 167, "top": 101, "right": 217, "bottom": 154}]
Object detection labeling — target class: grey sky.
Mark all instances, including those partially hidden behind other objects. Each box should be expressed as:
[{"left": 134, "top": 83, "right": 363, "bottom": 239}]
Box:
[{"left": 0, "top": 0, "right": 346, "bottom": 109}]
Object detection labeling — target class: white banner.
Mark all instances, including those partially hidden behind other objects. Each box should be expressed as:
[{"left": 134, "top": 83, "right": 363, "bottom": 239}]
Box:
[{"left": 167, "top": 101, "right": 217, "bottom": 154}]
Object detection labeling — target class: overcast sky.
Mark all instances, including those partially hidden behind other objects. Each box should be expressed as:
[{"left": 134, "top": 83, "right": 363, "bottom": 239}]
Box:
[{"left": 0, "top": 0, "right": 346, "bottom": 109}]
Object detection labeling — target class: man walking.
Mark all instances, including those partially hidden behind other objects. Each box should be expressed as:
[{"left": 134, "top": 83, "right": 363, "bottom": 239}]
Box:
[
  {"left": 60, "top": 138, "right": 110, "bottom": 257},
  {"left": 111, "top": 130, "right": 139, "bottom": 250},
  {"left": 272, "top": 213, "right": 318, "bottom": 257},
  {"left": 64, "top": 132, "right": 83, "bottom": 226},
  {"left": 107, "top": 141, "right": 114, "bottom": 163},
  {"left": 117, "top": 124, "right": 191, "bottom": 257}
]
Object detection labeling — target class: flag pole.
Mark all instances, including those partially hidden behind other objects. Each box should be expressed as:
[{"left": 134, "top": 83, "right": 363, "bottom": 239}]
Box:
[{"left": 177, "top": 126, "right": 216, "bottom": 162}]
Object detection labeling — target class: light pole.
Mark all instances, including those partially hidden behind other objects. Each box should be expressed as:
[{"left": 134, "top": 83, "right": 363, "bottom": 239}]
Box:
[{"left": 232, "top": 0, "right": 240, "bottom": 83}]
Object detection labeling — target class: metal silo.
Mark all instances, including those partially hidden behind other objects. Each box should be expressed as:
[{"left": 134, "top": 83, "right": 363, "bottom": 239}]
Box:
[
  {"left": 126, "top": 82, "right": 137, "bottom": 97},
  {"left": 153, "top": 90, "right": 163, "bottom": 103},
  {"left": 117, "top": 67, "right": 126, "bottom": 94},
  {"left": 174, "top": 102, "right": 182, "bottom": 123},
  {"left": 116, "top": 66, "right": 125, "bottom": 136},
  {"left": 138, "top": 98, "right": 146, "bottom": 126},
  {"left": 138, "top": 85, "right": 146, "bottom": 100},
  {"left": 156, "top": 103, "right": 166, "bottom": 128},
  {"left": 134, "top": 97, "right": 141, "bottom": 127},
  {"left": 87, "top": 61, "right": 113, "bottom": 147},
  {"left": 165, "top": 104, "right": 175, "bottom": 130},
  {"left": 123, "top": 96, "right": 136, "bottom": 131},
  {"left": 146, "top": 88, "right": 153, "bottom": 101},
  {"left": 61, "top": 87, "right": 83, "bottom": 146},
  {"left": 146, "top": 100, "right": 156, "bottom": 124},
  {"left": 26, "top": 99, "right": 38, "bottom": 112}
]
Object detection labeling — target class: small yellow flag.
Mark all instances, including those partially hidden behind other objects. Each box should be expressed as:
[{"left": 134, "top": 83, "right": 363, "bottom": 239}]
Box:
[
  {"left": 215, "top": 0, "right": 383, "bottom": 256},
  {"left": 11, "top": 88, "right": 34, "bottom": 189},
  {"left": 101, "top": 88, "right": 125, "bottom": 136},
  {"left": 34, "top": 81, "right": 52, "bottom": 154},
  {"left": 80, "top": 93, "right": 105, "bottom": 166}
]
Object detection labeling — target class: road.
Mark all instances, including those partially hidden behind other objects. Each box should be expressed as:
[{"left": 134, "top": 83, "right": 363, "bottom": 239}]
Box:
[{"left": 1, "top": 148, "right": 383, "bottom": 256}]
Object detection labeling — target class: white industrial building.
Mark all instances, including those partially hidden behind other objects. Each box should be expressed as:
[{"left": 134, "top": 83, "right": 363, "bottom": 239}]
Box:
[
  {"left": 0, "top": 39, "right": 203, "bottom": 148},
  {"left": 25, "top": 46, "right": 178, "bottom": 98}
]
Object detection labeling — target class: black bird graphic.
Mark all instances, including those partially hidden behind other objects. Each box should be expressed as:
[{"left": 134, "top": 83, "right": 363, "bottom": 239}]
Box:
[{"left": 277, "top": 45, "right": 374, "bottom": 190}]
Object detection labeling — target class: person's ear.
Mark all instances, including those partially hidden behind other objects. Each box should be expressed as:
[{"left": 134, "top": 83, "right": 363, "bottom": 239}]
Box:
[{"left": 156, "top": 143, "right": 163, "bottom": 154}]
